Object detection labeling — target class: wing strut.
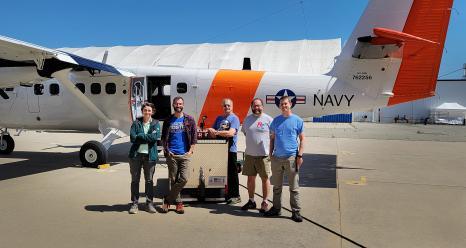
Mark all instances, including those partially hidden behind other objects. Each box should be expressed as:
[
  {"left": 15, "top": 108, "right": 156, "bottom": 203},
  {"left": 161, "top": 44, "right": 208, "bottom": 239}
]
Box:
[{"left": 52, "top": 69, "right": 110, "bottom": 121}]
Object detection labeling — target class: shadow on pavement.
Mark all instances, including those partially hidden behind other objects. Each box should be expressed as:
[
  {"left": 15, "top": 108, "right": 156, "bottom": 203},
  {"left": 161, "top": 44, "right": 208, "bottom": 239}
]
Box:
[
  {"left": 0, "top": 142, "right": 131, "bottom": 181},
  {"left": 294, "top": 153, "right": 338, "bottom": 188},
  {"left": 188, "top": 203, "right": 267, "bottom": 218},
  {"left": 84, "top": 202, "right": 163, "bottom": 213}
]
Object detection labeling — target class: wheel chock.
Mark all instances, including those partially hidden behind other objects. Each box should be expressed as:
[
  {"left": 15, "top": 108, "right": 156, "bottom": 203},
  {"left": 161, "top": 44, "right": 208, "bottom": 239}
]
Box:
[{"left": 98, "top": 164, "right": 110, "bottom": 169}]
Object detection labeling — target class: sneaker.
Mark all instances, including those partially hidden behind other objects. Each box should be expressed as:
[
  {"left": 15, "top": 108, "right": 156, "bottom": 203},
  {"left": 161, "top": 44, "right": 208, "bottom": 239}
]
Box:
[
  {"left": 128, "top": 203, "right": 138, "bottom": 214},
  {"left": 259, "top": 201, "right": 269, "bottom": 213},
  {"left": 241, "top": 200, "right": 256, "bottom": 210},
  {"left": 160, "top": 199, "right": 170, "bottom": 213},
  {"left": 227, "top": 197, "right": 242, "bottom": 205},
  {"left": 263, "top": 207, "right": 281, "bottom": 217},
  {"left": 291, "top": 211, "right": 303, "bottom": 222},
  {"left": 147, "top": 202, "right": 157, "bottom": 214},
  {"left": 175, "top": 203, "right": 185, "bottom": 214}
]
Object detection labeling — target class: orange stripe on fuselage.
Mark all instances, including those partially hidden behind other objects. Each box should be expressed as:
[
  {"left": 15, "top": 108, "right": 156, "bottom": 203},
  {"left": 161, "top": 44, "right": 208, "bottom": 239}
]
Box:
[
  {"left": 199, "top": 69, "right": 265, "bottom": 127},
  {"left": 388, "top": 0, "right": 453, "bottom": 106}
]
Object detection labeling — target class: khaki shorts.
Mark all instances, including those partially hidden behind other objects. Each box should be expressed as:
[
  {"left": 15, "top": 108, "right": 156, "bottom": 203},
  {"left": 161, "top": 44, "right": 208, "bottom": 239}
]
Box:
[{"left": 242, "top": 154, "right": 271, "bottom": 178}]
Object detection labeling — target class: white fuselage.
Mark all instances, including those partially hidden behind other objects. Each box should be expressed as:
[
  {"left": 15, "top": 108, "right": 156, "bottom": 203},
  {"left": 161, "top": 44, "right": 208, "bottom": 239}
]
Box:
[{"left": 0, "top": 63, "right": 397, "bottom": 134}]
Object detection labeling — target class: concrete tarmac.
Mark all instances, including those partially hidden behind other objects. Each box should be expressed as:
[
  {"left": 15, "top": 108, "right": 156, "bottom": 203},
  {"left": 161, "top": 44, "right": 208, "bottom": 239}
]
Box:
[{"left": 0, "top": 123, "right": 465, "bottom": 248}]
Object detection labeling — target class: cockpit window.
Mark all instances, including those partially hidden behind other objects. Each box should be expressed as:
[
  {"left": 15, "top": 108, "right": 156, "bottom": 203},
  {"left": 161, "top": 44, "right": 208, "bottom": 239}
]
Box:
[
  {"left": 49, "top": 83, "right": 60, "bottom": 95},
  {"left": 34, "top": 84, "right": 44, "bottom": 95}
]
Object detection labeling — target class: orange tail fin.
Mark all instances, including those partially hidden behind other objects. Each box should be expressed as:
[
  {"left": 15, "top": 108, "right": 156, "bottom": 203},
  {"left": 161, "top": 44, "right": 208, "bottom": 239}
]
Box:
[{"left": 388, "top": 0, "right": 454, "bottom": 105}]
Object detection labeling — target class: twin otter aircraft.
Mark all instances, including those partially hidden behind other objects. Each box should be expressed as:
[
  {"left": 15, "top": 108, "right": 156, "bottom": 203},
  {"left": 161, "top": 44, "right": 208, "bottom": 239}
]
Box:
[{"left": 0, "top": 0, "right": 454, "bottom": 167}]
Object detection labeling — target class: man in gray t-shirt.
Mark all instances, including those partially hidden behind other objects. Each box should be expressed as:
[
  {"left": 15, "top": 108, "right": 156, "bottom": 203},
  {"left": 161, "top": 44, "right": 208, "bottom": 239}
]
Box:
[{"left": 240, "top": 98, "right": 273, "bottom": 212}]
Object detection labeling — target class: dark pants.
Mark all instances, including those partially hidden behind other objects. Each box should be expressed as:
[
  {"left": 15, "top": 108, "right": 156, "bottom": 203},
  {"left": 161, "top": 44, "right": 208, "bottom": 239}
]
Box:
[
  {"left": 129, "top": 153, "right": 156, "bottom": 203},
  {"left": 227, "top": 152, "right": 240, "bottom": 199}
]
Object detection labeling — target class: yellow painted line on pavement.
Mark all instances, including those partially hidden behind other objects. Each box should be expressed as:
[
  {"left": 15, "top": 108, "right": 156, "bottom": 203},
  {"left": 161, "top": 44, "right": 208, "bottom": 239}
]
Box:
[{"left": 345, "top": 176, "right": 367, "bottom": 186}]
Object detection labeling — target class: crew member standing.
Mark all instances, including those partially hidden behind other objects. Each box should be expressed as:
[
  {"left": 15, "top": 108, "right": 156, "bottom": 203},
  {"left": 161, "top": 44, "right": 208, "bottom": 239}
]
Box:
[
  {"left": 241, "top": 98, "right": 273, "bottom": 212},
  {"left": 207, "top": 98, "right": 241, "bottom": 205},
  {"left": 161, "top": 96, "right": 197, "bottom": 214},
  {"left": 128, "top": 102, "right": 160, "bottom": 214},
  {"left": 264, "top": 96, "right": 305, "bottom": 222}
]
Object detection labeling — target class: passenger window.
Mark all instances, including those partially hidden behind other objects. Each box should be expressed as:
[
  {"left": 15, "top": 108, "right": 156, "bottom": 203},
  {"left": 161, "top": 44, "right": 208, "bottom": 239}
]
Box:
[
  {"left": 176, "top": 83, "right": 187, "bottom": 94},
  {"left": 50, "top": 83, "right": 60, "bottom": 95},
  {"left": 106, "top": 83, "right": 116, "bottom": 94},
  {"left": 91, "top": 83, "right": 101, "bottom": 94},
  {"left": 34, "top": 84, "right": 44, "bottom": 95},
  {"left": 76, "top": 83, "right": 85, "bottom": 94}
]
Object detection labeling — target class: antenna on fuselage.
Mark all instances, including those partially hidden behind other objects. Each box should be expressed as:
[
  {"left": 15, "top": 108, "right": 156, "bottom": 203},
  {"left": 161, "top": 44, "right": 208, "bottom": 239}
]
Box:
[{"left": 242, "top": 57, "right": 251, "bottom": 70}]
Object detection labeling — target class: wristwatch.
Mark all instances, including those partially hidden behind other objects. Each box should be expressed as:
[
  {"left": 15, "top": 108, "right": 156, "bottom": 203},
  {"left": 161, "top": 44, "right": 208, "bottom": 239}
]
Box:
[{"left": 296, "top": 154, "right": 303, "bottom": 158}]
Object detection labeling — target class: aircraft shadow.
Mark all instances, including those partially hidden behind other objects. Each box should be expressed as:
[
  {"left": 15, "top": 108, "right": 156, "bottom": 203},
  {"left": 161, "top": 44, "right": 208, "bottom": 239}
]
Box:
[
  {"left": 295, "top": 153, "right": 375, "bottom": 189},
  {"left": 0, "top": 151, "right": 80, "bottom": 181},
  {"left": 292, "top": 153, "right": 338, "bottom": 188},
  {"left": 0, "top": 142, "right": 132, "bottom": 181}
]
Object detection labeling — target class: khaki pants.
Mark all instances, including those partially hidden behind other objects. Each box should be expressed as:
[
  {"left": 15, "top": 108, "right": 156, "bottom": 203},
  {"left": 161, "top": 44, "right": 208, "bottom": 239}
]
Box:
[
  {"left": 270, "top": 156, "right": 300, "bottom": 211},
  {"left": 166, "top": 154, "right": 191, "bottom": 204}
]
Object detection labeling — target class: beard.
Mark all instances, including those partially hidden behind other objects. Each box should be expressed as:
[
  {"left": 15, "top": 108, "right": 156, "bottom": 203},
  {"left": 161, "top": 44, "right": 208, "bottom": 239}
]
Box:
[
  {"left": 252, "top": 109, "right": 262, "bottom": 115},
  {"left": 174, "top": 106, "right": 183, "bottom": 113}
]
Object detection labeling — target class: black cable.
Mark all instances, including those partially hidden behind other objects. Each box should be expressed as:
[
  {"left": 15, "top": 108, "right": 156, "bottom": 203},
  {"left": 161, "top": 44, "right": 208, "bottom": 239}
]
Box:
[
  {"left": 239, "top": 183, "right": 367, "bottom": 248},
  {"left": 438, "top": 68, "right": 463, "bottom": 78},
  {"left": 154, "top": 1, "right": 303, "bottom": 64}
]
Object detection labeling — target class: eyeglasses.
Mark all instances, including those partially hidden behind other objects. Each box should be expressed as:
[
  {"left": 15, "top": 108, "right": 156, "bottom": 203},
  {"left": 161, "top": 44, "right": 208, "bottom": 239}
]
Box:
[{"left": 223, "top": 104, "right": 231, "bottom": 107}]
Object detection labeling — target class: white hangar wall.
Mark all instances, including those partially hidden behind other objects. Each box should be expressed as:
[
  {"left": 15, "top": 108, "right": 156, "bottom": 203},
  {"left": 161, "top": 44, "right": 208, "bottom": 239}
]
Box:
[{"left": 354, "top": 79, "right": 466, "bottom": 123}]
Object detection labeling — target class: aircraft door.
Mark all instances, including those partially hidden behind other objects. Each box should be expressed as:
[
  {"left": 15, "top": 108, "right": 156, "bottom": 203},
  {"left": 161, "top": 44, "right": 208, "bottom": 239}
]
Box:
[
  {"left": 130, "top": 77, "right": 146, "bottom": 121},
  {"left": 0, "top": 88, "right": 16, "bottom": 112},
  {"left": 27, "top": 84, "right": 41, "bottom": 113}
]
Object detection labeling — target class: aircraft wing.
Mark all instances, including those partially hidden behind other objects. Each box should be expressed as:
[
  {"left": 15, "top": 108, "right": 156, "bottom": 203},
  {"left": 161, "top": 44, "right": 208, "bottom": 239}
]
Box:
[{"left": 0, "top": 35, "right": 134, "bottom": 88}]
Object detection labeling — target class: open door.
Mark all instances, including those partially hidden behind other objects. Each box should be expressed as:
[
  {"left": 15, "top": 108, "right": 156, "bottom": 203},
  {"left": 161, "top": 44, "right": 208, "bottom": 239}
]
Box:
[
  {"left": 147, "top": 76, "right": 171, "bottom": 120},
  {"left": 130, "top": 77, "right": 145, "bottom": 121}
]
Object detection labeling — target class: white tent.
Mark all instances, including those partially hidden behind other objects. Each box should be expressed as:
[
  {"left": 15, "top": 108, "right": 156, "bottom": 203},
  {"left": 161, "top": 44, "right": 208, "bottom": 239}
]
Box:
[
  {"left": 59, "top": 39, "right": 341, "bottom": 75},
  {"left": 431, "top": 102, "right": 466, "bottom": 124}
]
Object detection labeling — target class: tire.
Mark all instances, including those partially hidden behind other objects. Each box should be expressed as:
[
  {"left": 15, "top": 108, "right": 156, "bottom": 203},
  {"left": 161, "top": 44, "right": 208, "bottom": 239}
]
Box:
[
  {"left": 0, "top": 135, "right": 15, "bottom": 155},
  {"left": 79, "top": 140, "right": 108, "bottom": 168}
]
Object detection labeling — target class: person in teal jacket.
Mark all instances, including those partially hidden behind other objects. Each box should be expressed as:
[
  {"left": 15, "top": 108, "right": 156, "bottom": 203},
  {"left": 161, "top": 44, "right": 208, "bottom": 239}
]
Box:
[{"left": 128, "top": 102, "right": 161, "bottom": 214}]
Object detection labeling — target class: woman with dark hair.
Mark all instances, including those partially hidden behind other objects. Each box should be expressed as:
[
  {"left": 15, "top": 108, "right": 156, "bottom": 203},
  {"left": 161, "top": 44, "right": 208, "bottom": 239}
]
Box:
[{"left": 128, "top": 102, "right": 161, "bottom": 214}]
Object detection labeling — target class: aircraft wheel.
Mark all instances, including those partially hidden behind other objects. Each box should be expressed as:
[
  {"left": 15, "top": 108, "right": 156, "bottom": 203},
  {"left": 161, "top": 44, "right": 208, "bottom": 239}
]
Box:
[
  {"left": 79, "top": 140, "right": 108, "bottom": 168},
  {"left": 0, "top": 135, "right": 15, "bottom": 155}
]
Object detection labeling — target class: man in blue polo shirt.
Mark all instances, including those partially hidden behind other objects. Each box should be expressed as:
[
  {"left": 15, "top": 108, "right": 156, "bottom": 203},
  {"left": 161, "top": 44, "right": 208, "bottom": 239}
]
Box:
[{"left": 264, "top": 96, "right": 305, "bottom": 222}]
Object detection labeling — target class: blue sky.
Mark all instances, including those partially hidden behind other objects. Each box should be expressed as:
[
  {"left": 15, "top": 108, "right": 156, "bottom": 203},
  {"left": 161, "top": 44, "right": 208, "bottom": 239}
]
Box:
[{"left": 1, "top": 0, "right": 464, "bottom": 78}]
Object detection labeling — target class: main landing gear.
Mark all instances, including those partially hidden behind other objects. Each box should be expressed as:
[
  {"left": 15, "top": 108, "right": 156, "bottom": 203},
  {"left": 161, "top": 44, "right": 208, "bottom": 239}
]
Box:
[
  {"left": 0, "top": 128, "right": 15, "bottom": 155},
  {"left": 79, "top": 127, "right": 121, "bottom": 168},
  {"left": 79, "top": 140, "right": 107, "bottom": 168}
]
